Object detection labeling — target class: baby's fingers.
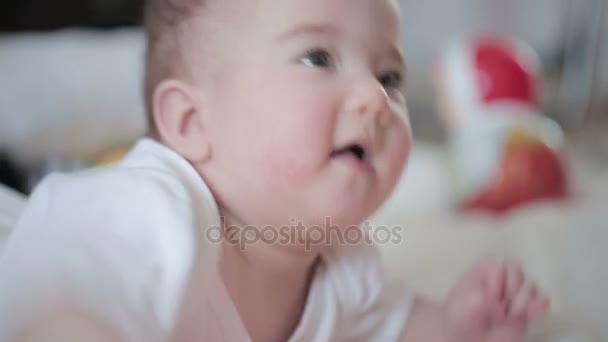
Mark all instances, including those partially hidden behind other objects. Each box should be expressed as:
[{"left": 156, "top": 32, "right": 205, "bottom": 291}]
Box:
[
  {"left": 505, "top": 262, "right": 525, "bottom": 300},
  {"left": 483, "top": 260, "right": 507, "bottom": 301},
  {"left": 526, "top": 293, "right": 550, "bottom": 322},
  {"left": 508, "top": 282, "right": 535, "bottom": 318},
  {"left": 508, "top": 282, "right": 549, "bottom": 322}
]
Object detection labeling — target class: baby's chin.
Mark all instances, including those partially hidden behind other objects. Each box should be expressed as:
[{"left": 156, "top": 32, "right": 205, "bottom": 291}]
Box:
[{"left": 329, "top": 198, "right": 384, "bottom": 226}]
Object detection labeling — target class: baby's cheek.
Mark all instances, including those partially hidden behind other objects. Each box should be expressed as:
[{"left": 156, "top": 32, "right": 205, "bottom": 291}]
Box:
[
  {"left": 381, "top": 123, "right": 411, "bottom": 190},
  {"left": 260, "top": 151, "right": 315, "bottom": 192}
]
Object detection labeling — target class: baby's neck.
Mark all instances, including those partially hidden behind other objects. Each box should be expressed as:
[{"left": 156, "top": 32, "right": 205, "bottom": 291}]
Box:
[{"left": 219, "top": 222, "right": 320, "bottom": 341}]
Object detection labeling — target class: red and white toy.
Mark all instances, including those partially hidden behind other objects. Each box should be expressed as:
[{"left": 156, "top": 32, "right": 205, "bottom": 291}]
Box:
[{"left": 434, "top": 35, "right": 569, "bottom": 214}]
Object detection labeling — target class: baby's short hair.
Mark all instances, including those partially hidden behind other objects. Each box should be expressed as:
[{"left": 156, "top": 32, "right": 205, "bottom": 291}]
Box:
[{"left": 143, "top": 0, "right": 207, "bottom": 136}]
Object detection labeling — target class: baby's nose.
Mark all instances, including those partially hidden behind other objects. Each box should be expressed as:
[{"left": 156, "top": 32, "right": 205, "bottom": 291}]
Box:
[{"left": 346, "top": 77, "right": 392, "bottom": 128}]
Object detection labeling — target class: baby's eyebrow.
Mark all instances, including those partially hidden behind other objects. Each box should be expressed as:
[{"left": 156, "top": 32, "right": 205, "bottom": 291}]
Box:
[{"left": 278, "top": 23, "right": 339, "bottom": 41}]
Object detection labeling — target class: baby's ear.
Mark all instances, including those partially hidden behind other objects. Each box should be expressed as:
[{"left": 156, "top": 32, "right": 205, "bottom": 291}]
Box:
[{"left": 153, "top": 79, "right": 211, "bottom": 163}]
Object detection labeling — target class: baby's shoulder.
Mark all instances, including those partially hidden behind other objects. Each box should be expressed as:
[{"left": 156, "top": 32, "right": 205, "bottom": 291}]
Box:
[
  {"left": 27, "top": 162, "right": 214, "bottom": 252},
  {"left": 40, "top": 161, "right": 190, "bottom": 207},
  {"left": 0, "top": 142, "right": 222, "bottom": 340},
  {"left": 11, "top": 163, "right": 198, "bottom": 256}
]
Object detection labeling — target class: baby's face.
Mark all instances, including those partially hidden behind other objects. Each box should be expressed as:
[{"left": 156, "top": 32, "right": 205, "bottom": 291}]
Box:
[{"left": 196, "top": 0, "right": 411, "bottom": 233}]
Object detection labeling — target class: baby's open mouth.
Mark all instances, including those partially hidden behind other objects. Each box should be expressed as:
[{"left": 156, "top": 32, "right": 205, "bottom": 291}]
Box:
[{"left": 331, "top": 144, "right": 367, "bottom": 161}]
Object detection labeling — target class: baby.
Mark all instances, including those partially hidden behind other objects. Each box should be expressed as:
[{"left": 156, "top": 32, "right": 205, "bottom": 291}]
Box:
[{"left": 0, "top": 0, "right": 549, "bottom": 341}]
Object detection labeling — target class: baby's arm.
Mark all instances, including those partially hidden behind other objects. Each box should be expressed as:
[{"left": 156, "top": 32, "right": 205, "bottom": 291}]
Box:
[{"left": 400, "top": 259, "right": 549, "bottom": 342}]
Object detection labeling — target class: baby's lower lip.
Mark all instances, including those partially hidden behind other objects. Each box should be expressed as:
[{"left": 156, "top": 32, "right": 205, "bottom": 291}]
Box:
[{"left": 331, "top": 153, "right": 373, "bottom": 174}]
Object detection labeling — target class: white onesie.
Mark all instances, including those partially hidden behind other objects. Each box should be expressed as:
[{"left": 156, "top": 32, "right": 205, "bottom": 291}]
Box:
[{"left": 0, "top": 138, "right": 413, "bottom": 341}]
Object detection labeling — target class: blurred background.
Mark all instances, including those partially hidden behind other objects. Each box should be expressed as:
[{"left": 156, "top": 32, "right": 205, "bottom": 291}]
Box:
[{"left": 0, "top": 0, "right": 606, "bottom": 194}]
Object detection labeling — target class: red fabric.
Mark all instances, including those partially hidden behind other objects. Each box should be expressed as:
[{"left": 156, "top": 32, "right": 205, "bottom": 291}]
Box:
[
  {"left": 474, "top": 39, "right": 537, "bottom": 106},
  {"left": 462, "top": 141, "right": 568, "bottom": 214}
]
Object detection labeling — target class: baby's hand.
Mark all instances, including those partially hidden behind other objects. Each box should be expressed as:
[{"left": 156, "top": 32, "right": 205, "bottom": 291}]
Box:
[{"left": 444, "top": 259, "right": 550, "bottom": 342}]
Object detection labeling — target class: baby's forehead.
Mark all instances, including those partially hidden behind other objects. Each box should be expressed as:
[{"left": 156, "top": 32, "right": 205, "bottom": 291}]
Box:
[{"left": 200, "top": 0, "right": 402, "bottom": 40}]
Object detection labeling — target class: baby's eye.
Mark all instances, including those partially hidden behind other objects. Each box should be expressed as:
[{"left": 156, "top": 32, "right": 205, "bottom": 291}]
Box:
[
  {"left": 378, "top": 71, "right": 403, "bottom": 90},
  {"left": 300, "top": 49, "right": 333, "bottom": 68}
]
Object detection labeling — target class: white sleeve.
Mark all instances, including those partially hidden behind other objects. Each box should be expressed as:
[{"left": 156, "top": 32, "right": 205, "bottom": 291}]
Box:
[{"left": 0, "top": 173, "right": 198, "bottom": 342}]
